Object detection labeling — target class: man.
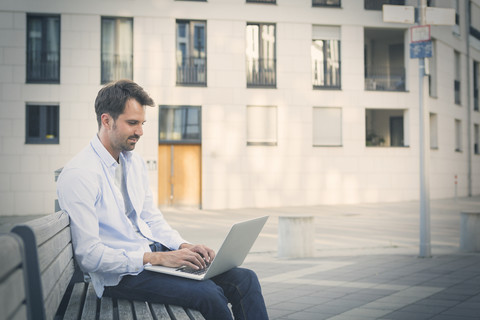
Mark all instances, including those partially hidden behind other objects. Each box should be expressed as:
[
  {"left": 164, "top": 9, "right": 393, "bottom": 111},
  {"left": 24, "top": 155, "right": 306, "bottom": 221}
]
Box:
[{"left": 57, "top": 79, "right": 268, "bottom": 319}]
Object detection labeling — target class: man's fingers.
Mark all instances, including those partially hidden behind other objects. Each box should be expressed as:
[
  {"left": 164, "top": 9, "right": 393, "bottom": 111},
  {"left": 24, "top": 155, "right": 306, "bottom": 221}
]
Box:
[{"left": 182, "top": 249, "right": 206, "bottom": 269}]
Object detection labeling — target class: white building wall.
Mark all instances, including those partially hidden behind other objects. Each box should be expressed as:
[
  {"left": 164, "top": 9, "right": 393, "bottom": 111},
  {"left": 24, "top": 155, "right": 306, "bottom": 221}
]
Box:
[{"left": 0, "top": 0, "right": 479, "bottom": 215}]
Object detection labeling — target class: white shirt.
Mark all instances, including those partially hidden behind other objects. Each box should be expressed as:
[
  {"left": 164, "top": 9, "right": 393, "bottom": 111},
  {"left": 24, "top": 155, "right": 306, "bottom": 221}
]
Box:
[{"left": 57, "top": 135, "right": 187, "bottom": 297}]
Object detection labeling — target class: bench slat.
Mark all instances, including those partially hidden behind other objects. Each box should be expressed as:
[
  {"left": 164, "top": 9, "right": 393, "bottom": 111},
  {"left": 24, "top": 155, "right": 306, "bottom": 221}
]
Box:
[
  {"left": 186, "top": 308, "right": 205, "bottom": 320},
  {"left": 0, "top": 268, "right": 26, "bottom": 320},
  {"left": 0, "top": 234, "right": 23, "bottom": 278},
  {"left": 0, "top": 234, "right": 27, "bottom": 320},
  {"left": 167, "top": 305, "right": 191, "bottom": 320},
  {"left": 19, "top": 211, "right": 69, "bottom": 246},
  {"left": 37, "top": 226, "right": 72, "bottom": 273},
  {"left": 100, "top": 296, "right": 114, "bottom": 318},
  {"left": 80, "top": 283, "right": 98, "bottom": 320},
  {"left": 44, "top": 259, "right": 76, "bottom": 320},
  {"left": 10, "top": 304, "right": 28, "bottom": 320},
  {"left": 150, "top": 303, "right": 171, "bottom": 319},
  {"left": 41, "top": 245, "right": 74, "bottom": 301},
  {"left": 118, "top": 299, "right": 135, "bottom": 320},
  {"left": 133, "top": 300, "right": 154, "bottom": 320},
  {"left": 64, "top": 282, "right": 86, "bottom": 319}
]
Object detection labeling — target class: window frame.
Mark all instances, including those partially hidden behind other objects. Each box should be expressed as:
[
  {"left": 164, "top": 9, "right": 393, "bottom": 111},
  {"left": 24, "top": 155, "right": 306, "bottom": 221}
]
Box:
[
  {"left": 474, "top": 123, "right": 480, "bottom": 155},
  {"left": 312, "top": 25, "right": 341, "bottom": 90},
  {"left": 246, "top": 105, "right": 278, "bottom": 146},
  {"left": 455, "top": 119, "right": 462, "bottom": 152},
  {"left": 246, "top": 0, "right": 276, "bottom": 4},
  {"left": 101, "top": 16, "right": 134, "bottom": 84},
  {"left": 454, "top": 50, "right": 461, "bottom": 105},
  {"left": 429, "top": 113, "right": 438, "bottom": 150},
  {"left": 312, "top": 0, "right": 341, "bottom": 8},
  {"left": 26, "top": 13, "right": 61, "bottom": 84},
  {"left": 246, "top": 22, "right": 277, "bottom": 88},
  {"left": 25, "top": 104, "right": 60, "bottom": 145},
  {"left": 313, "top": 107, "right": 343, "bottom": 147},
  {"left": 158, "top": 105, "right": 202, "bottom": 144},
  {"left": 176, "top": 19, "right": 207, "bottom": 87}
]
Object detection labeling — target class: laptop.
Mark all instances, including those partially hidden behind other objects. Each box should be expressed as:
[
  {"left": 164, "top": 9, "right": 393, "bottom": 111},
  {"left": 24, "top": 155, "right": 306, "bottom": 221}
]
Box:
[{"left": 145, "top": 216, "right": 268, "bottom": 280}]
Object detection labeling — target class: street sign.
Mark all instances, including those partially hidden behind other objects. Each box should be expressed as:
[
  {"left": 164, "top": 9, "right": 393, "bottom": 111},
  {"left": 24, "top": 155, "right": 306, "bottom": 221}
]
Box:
[
  {"left": 383, "top": 5, "right": 415, "bottom": 24},
  {"left": 426, "top": 7, "right": 455, "bottom": 25},
  {"left": 411, "top": 25, "right": 431, "bottom": 43},
  {"left": 410, "top": 41, "right": 432, "bottom": 59}
]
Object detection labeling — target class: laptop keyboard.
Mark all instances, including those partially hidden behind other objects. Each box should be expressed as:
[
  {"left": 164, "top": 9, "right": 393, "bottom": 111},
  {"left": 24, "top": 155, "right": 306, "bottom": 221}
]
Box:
[{"left": 176, "top": 263, "right": 210, "bottom": 275}]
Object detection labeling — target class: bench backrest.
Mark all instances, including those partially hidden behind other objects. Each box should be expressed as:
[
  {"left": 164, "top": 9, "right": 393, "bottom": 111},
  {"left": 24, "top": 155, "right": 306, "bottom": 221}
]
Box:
[
  {"left": 12, "top": 211, "right": 75, "bottom": 320},
  {"left": 0, "top": 233, "right": 28, "bottom": 320}
]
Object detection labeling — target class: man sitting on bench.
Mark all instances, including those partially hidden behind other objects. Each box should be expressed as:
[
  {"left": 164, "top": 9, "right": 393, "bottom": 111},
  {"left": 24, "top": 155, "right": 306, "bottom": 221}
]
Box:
[{"left": 57, "top": 79, "right": 268, "bottom": 320}]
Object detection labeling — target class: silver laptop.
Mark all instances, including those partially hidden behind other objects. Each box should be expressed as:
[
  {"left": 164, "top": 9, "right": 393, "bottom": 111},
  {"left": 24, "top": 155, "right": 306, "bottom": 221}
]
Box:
[{"left": 145, "top": 216, "right": 268, "bottom": 280}]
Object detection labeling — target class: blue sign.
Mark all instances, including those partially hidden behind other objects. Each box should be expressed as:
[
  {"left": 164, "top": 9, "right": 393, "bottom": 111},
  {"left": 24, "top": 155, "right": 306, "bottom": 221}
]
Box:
[{"left": 410, "top": 41, "right": 433, "bottom": 59}]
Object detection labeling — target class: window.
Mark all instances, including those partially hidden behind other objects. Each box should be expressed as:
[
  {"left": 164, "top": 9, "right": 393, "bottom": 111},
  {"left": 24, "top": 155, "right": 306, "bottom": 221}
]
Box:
[
  {"left": 247, "top": 106, "right": 277, "bottom": 146},
  {"left": 364, "top": 28, "right": 405, "bottom": 91},
  {"left": 454, "top": 50, "right": 461, "bottom": 105},
  {"left": 312, "top": 26, "right": 341, "bottom": 89},
  {"left": 101, "top": 17, "right": 133, "bottom": 84},
  {"left": 176, "top": 20, "right": 206, "bottom": 86},
  {"left": 471, "top": 1, "right": 480, "bottom": 40},
  {"left": 474, "top": 124, "right": 480, "bottom": 154},
  {"left": 454, "top": 0, "right": 460, "bottom": 33},
  {"left": 246, "top": 23, "right": 276, "bottom": 88},
  {"left": 246, "top": 0, "right": 276, "bottom": 3},
  {"left": 429, "top": 0, "right": 460, "bottom": 34},
  {"left": 159, "top": 106, "right": 201, "bottom": 143},
  {"left": 366, "top": 109, "right": 406, "bottom": 147},
  {"left": 26, "top": 104, "right": 59, "bottom": 144},
  {"left": 313, "top": 107, "right": 342, "bottom": 146},
  {"left": 364, "top": 0, "right": 404, "bottom": 10},
  {"left": 26, "top": 14, "right": 60, "bottom": 83},
  {"left": 430, "top": 113, "right": 438, "bottom": 149},
  {"left": 313, "top": 0, "right": 341, "bottom": 7},
  {"left": 455, "top": 119, "right": 462, "bottom": 152},
  {"left": 474, "top": 61, "right": 479, "bottom": 111},
  {"left": 426, "top": 40, "right": 437, "bottom": 97}
]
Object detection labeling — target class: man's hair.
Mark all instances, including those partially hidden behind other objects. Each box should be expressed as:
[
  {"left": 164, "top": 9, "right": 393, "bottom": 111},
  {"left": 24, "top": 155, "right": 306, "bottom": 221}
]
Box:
[{"left": 95, "top": 79, "right": 155, "bottom": 129}]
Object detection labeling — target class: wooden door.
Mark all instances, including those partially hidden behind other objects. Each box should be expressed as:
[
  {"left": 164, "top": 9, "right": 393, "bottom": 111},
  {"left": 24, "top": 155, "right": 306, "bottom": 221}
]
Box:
[{"left": 158, "top": 144, "right": 201, "bottom": 207}]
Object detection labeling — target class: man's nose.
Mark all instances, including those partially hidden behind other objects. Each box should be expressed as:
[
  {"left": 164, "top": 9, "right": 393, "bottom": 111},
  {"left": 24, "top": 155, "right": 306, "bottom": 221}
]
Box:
[{"left": 135, "top": 125, "right": 143, "bottom": 136}]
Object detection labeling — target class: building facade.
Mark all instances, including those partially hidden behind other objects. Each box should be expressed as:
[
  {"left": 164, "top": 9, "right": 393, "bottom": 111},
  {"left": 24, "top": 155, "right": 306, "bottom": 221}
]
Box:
[{"left": 0, "top": 0, "right": 479, "bottom": 215}]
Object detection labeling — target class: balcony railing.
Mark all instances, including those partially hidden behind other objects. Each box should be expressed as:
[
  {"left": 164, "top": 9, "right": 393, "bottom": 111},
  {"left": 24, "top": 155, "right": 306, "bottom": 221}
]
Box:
[
  {"left": 312, "top": 0, "right": 341, "bottom": 7},
  {"left": 247, "top": 58, "right": 276, "bottom": 88},
  {"left": 364, "top": 0, "right": 405, "bottom": 10},
  {"left": 177, "top": 57, "right": 206, "bottom": 86},
  {"left": 101, "top": 54, "right": 133, "bottom": 84},
  {"left": 27, "top": 52, "right": 59, "bottom": 83},
  {"left": 313, "top": 64, "right": 341, "bottom": 89},
  {"left": 365, "top": 67, "right": 405, "bottom": 91},
  {"left": 454, "top": 80, "right": 461, "bottom": 104}
]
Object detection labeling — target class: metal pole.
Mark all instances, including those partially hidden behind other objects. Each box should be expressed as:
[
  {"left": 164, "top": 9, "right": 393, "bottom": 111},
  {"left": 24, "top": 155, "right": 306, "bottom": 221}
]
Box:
[{"left": 418, "top": 0, "right": 431, "bottom": 258}]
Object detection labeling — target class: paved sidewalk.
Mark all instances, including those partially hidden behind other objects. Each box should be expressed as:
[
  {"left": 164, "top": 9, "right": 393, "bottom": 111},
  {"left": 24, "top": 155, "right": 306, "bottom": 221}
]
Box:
[
  {"left": 1, "top": 197, "right": 479, "bottom": 319},
  {"left": 160, "top": 197, "right": 480, "bottom": 320}
]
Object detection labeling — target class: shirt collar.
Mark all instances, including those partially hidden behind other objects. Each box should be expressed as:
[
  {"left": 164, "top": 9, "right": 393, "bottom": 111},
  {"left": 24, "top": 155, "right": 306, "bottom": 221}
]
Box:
[{"left": 90, "top": 135, "right": 133, "bottom": 168}]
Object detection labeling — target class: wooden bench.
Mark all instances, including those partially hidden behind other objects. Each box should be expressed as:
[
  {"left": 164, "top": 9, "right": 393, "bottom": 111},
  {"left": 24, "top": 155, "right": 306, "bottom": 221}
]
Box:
[
  {"left": 0, "top": 233, "right": 28, "bottom": 320},
  {"left": 11, "top": 211, "right": 205, "bottom": 320}
]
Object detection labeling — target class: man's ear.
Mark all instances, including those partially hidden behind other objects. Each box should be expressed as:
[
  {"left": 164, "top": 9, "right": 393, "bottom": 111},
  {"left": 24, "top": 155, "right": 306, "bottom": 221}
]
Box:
[{"left": 100, "top": 113, "right": 112, "bottom": 129}]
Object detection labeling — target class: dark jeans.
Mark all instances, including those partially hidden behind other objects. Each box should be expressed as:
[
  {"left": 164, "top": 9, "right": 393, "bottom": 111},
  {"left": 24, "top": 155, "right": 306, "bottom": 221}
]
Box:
[{"left": 103, "top": 244, "right": 268, "bottom": 320}]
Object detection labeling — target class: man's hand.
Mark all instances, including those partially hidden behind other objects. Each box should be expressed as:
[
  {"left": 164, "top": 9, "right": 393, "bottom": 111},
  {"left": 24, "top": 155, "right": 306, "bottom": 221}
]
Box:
[
  {"left": 180, "top": 243, "right": 215, "bottom": 264},
  {"left": 143, "top": 244, "right": 215, "bottom": 270}
]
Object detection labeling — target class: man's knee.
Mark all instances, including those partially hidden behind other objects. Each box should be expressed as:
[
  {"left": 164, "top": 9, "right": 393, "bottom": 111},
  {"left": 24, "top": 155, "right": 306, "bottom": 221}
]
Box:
[{"left": 196, "top": 282, "right": 232, "bottom": 319}]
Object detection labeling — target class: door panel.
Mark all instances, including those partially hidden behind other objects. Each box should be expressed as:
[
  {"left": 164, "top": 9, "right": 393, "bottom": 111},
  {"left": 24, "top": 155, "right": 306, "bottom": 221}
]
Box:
[{"left": 158, "top": 144, "right": 201, "bottom": 207}]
